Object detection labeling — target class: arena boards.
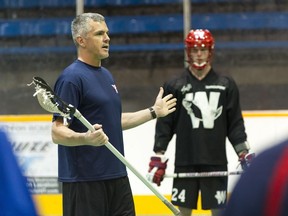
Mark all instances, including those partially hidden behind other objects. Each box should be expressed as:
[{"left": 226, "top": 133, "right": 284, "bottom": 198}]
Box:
[{"left": 1, "top": 111, "right": 288, "bottom": 215}]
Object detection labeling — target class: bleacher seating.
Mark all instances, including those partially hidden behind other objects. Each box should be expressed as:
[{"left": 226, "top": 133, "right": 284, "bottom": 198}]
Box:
[
  {"left": 1, "top": 40, "right": 288, "bottom": 55},
  {"left": 1, "top": 12, "right": 288, "bottom": 37},
  {"left": 0, "top": 0, "right": 245, "bottom": 9},
  {"left": 0, "top": 0, "right": 287, "bottom": 54},
  {"left": 0, "top": 18, "right": 72, "bottom": 37},
  {"left": 1, "top": 0, "right": 288, "bottom": 115},
  {"left": 0, "top": 0, "right": 180, "bottom": 8}
]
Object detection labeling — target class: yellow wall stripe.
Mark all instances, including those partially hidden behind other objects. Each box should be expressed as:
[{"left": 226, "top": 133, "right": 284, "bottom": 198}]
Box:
[
  {"left": 33, "top": 194, "right": 62, "bottom": 216},
  {"left": 0, "top": 114, "right": 53, "bottom": 122},
  {"left": 243, "top": 110, "right": 288, "bottom": 117},
  {"left": 33, "top": 194, "right": 211, "bottom": 216},
  {"left": 1, "top": 110, "right": 288, "bottom": 122}
]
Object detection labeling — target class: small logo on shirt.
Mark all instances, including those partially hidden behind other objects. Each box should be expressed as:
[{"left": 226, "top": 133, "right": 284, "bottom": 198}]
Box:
[{"left": 112, "top": 84, "right": 118, "bottom": 93}]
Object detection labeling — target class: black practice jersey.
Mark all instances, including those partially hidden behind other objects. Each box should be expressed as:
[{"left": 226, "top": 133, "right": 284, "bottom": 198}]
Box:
[{"left": 154, "top": 68, "right": 247, "bottom": 166}]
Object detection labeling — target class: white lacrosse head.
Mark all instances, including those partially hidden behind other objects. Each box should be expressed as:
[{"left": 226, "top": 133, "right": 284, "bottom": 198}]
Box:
[
  {"left": 28, "top": 77, "right": 71, "bottom": 120},
  {"left": 33, "top": 87, "right": 59, "bottom": 113}
]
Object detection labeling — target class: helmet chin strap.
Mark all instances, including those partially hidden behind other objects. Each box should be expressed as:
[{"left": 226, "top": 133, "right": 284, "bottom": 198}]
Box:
[
  {"left": 189, "top": 62, "right": 211, "bottom": 80},
  {"left": 192, "top": 61, "right": 208, "bottom": 70}
]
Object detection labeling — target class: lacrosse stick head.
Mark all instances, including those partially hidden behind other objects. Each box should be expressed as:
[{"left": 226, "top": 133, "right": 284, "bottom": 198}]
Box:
[{"left": 28, "top": 76, "right": 75, "bottom": 119}]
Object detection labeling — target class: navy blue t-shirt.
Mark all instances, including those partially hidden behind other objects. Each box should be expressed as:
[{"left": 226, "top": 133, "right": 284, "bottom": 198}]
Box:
[{"left": 53, "top": 60, "right": 127, "bottom": 182}]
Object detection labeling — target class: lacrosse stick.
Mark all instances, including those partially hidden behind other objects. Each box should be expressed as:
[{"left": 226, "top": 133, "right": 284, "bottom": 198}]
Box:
[
  {"left": 165, "top": 171, "right": 243, "bottom": 178},
  {"left": 28, "top": 77, "right": 181, "bottom": 216}
]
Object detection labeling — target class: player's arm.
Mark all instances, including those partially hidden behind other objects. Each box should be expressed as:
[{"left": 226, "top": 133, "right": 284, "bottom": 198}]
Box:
[
  {"left": 121, "top": 87, "right": 176, "bottom": 130},
  {"left": 147, "top": 106, "right": 176, "bottom": 186},
  {"left": 51, "top": 117, "right": 108, "bottom": 147},
  {"left": 233, "top": 141, "right": 250, "bottom": 155},
  {"left": 225, "top": 77, "right": 255, "bottom": 169}
]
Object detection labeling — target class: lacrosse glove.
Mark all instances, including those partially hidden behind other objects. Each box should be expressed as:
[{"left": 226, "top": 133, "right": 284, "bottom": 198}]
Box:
[
  {"left": 147, "top": 155, "right": 168, "bottom": 186},
  {"left": 239, "top": 152, "right": 255, "bottom": 171}
]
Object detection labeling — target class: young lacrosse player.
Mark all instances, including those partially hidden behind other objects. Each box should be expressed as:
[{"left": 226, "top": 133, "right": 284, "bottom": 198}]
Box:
[
  {"left": 51, "top": 13, "right": 176, "bottom": 216},
  {"left": 147, "top": 29, "right": 253, "bottom": 216}
]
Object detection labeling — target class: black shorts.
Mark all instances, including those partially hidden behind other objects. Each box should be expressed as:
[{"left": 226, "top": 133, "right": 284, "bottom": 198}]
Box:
[
  {"left": 171, "top": 165, "right": 228, "bottom": 210},
  {"left": 62, "top": 176, "right": 135, "bottom": 216}
]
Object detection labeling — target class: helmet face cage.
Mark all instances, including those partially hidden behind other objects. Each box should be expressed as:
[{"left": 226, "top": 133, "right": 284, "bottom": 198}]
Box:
[{"left": 185, "top": 29, "right": 215, "bottom": 70}]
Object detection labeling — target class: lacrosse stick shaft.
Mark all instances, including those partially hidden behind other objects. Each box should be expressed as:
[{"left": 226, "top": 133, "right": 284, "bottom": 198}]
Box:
[
  {"left": 74, "top": 110, "right": 181, "bottom": 215},
  {"left": 165, "top": 171, "right": 243, "bottom": 178}
]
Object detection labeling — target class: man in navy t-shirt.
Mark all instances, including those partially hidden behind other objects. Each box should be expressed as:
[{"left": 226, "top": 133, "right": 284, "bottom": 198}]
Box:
[{"left": 51, "top": 13, "right": 177, "bottom": 216}]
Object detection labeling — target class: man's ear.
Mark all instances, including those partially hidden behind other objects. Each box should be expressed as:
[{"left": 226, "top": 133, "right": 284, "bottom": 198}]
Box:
[{"left": 76, "top": 36, "right": 86, "bottom": 48}]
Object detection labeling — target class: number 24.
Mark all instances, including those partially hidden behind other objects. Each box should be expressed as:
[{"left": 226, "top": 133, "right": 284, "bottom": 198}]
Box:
[{"left": 172, "top": 188, "right": 186, "bottom": 202}]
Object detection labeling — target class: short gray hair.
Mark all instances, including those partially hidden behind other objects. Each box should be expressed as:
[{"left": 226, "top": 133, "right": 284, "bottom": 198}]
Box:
[{"left": 71, "top": 13, "right": 105, "bottom": 46}]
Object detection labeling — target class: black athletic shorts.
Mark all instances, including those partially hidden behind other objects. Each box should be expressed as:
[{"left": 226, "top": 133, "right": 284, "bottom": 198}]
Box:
[
  {"left": 171, "top": 165, "right": 228, "bottom": 210},
  {"left": 62, "top": 176, "right": 135, "bottom": 216}
]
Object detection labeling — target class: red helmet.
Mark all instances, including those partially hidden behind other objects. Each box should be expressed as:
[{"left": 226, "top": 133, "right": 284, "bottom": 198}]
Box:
[{"left": 185, "top": 29, "right": 215, "bottom": 70}]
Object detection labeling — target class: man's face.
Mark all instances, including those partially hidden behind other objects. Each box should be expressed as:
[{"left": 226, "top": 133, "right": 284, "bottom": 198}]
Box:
[
  {"left": 186, "top": 46, "right": 211, "bottom": 70},
  {"left": 189, "top": 47, "right": 210, "bottom": 67},
  {"left": 83, "top": 20, "right": 110, "bottom": 60}
]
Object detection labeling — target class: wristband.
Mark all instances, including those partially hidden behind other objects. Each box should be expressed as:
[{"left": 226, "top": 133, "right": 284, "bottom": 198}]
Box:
[{"left": 149, "top": 107, "right": 157, "bottom": 119}]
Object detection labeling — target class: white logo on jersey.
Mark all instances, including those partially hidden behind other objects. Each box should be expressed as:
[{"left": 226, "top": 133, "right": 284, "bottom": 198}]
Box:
[
  {"left": 214, "top": 190, "right": 226, "bottom": 205},
  {"left": 182, "top": 84, "right": 223, "bottom": 129},
  {"left": 181, "top": 84, "right": 225, "bottom": 129},
  {"left": 181, "top": 83, "right": 192, "bottom": 93},
  {"left": 111, "top": 84, "right": 118, "bottom": 93}
]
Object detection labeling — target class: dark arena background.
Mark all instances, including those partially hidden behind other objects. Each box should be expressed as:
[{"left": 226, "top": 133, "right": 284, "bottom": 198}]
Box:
[{"left": 1, "top": 0, "right": 288, "bottom": 114}]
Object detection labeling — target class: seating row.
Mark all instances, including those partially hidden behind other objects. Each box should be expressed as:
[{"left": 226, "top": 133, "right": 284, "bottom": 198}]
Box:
[
  {"left": 1, "top": 41, "right": 288, "bottom": 54},
  {"left": 1, "top": 12, "right": 288, "bottom": 37},
  {"left": 0, "top": 0, "right": 242, "bottom": 9}
]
